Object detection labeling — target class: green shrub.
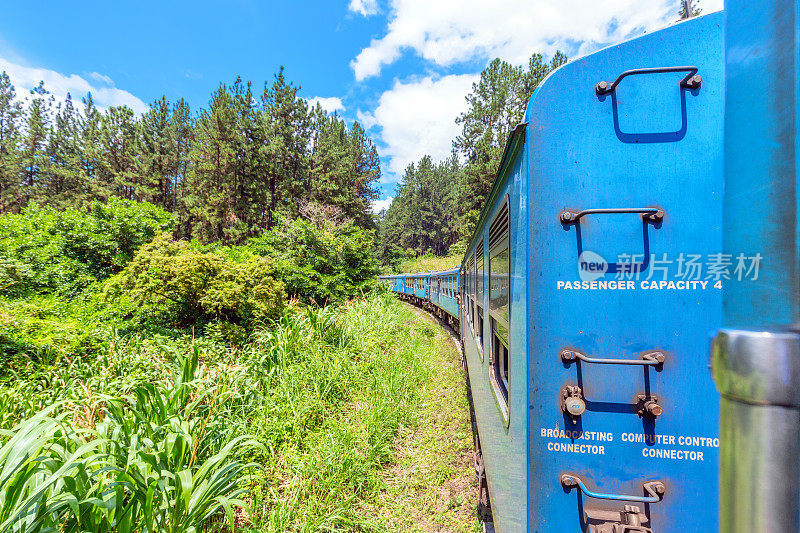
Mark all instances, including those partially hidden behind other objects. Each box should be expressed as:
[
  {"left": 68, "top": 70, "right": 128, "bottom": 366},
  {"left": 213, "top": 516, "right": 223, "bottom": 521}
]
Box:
[
  {"left": 0, "top": 199, "right": 174, "bottom": 296},
  {"left": 105, "top": 234, "right": 285, "bottom": 329},
  {"left": 242, "top": 218, "right": 380, "bottom": 304}
]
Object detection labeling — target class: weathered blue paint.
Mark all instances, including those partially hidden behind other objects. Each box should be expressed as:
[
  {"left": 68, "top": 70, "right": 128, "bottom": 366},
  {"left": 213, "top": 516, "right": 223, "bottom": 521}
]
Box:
[
  {"left": 462, "top": 148, "right": 529, "bottom": 532},
  {"left": 378, "top": 274, "right": 405, "bottom": 293},
  {"left": 722, "top": 0, "right": 800, "bottom": 329},
  {"left": 524, "top": 12, "right": 724, "bottom": 532}
]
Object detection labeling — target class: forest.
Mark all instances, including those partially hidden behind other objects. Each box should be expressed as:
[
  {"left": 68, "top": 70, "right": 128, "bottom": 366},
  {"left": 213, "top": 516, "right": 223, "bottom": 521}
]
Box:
[
  {"left": 376, "top": 52, "right": 567, "bottom": 268},
  {"left": 0, "top": 65, "right": 406, "bottom": 532},
  {"left": 0, "top": 68, "right": 380, "bottom": 242}
]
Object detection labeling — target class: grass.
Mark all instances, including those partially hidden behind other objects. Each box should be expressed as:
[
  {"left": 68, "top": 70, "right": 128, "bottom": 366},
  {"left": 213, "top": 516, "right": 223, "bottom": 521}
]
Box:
[
  {"left": 398, "top": 254, "right": 462, "bottom": 274},
  {"left": 360, "top": 305, "right": 480, "bottom": 532},
  {"left": 0, "top": 291, "right": 478, "bottom": 532}
]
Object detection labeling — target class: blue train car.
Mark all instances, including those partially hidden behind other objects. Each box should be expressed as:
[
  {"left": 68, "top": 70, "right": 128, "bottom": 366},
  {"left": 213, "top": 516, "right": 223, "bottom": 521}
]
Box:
[
  {"left": 407, "top": 273, "right": 427, "bottom": 300},
  {"left": 383, "top": 9, "right": 727, "bottom": 533},
  {"left": 380, "top": 274, "right": 404, "bottom": 293},
  {"left": 430, "top": 267, "right": 460, "bottom": 319},
  {"left": 519, "top": 11, "right": 724, "bottom": 532}
]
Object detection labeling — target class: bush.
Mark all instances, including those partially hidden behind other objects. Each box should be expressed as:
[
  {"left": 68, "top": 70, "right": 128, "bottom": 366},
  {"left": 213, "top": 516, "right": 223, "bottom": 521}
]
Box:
[
  {"left": 242, "top": 218, "right": 380, "bottom": 304},
  {"left": 105, "top": 234, "right": 285, "bottom": 330},
  {"left": 0, "top": 199, "right": 174, "bottom": 296}
]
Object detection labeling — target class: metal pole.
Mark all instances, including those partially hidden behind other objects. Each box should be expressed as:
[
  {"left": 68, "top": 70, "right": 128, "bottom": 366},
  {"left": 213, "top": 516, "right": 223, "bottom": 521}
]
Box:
[
  {"left": 713, "top": 0, "right": 800, "bottom": 530},
  {"left": 712, "top": 330, "right": 800, "bottom": 531}
]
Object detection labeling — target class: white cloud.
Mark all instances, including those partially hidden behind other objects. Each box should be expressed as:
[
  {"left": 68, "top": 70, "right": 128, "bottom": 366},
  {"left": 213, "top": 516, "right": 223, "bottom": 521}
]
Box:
[
  {"left": 306, "top": 96, "right": 345, "bottom": 114},
  {"left": 349, "top": 0, "right": 379, "bottom": 16},
  {"left": 351, "top": 0, "right": 725, "bottom": 81},
  {"left": 88, "top": 72, "right": 114, "bottom": 85},
  {"left": 359, "top": 73, "right": 478, "bottom": 180},
  {"left": 372, "top": 196, "right": 394, "bottom": 213},
  {"left": 0, "top": 56, "right": 148, "bottom": 114}
]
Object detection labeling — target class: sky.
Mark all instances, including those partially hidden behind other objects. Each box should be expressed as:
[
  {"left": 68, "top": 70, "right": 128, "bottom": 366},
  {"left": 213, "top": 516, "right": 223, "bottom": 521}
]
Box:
[{"left": 0, "top": 0, "right": 723, "bottom": 212}]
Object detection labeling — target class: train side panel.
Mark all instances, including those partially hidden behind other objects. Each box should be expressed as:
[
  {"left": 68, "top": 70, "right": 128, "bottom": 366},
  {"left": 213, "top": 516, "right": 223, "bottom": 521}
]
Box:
[
  {"left": 430, "top": 269, "right": 461, "bottom": 319},
  {"left": 525, "top": 13, "right": 723, "bottom": 532},
  {"left": 462, "top": 143, "right": 529, "bottom": 532}
]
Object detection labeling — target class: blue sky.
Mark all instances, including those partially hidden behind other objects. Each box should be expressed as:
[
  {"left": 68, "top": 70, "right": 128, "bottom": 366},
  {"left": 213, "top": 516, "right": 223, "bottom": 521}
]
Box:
[{"left": 0, "top": 0, "right": 722, "bottom": 210}]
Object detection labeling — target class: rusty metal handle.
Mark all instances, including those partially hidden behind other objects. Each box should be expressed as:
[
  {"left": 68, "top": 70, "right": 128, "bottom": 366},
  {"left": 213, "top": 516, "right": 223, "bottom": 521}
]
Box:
[
  {"left": 595, "top": 66, "right": 702, "bottom": 95},
  {"left": 561, "top": 474, "right": 666, "bottom": 503},
  {"left": 560, "top": 348, "right": 665, "bottom": 366},
  {"left": 559, "top": 207, "right": 664, "bottom": 224}
]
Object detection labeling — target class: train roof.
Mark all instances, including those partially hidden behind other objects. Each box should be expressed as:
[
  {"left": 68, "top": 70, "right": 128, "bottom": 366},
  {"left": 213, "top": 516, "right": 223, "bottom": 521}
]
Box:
[{"left": 380, "top": 266, "right": 460, "bottom": 278}]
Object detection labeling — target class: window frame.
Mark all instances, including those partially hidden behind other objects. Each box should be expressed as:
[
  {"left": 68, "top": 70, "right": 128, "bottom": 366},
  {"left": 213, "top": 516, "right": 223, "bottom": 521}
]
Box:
[
  {"left": 475, "top": 245, "right": 485, "bottom": 359},
  {"left": 487, "top": 196, "right": 511, "bottom": 427}
]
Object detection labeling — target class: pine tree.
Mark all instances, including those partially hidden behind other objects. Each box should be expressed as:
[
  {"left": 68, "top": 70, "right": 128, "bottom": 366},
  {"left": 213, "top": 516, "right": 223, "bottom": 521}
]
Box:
[
  {"left": 170, "top": 98, "right": 193, "bottom": 234},
  {"left": 454, "top": 51, "right": 566, "bottom": 214},
  {"left": 0, "top": 71, "right": 22, "bottom": 212},
  {"left": 46, "top": 94, "right": 85, "bottom": 207},
  {"left": 78, "top": 93, "right": 104, "bottom": 200},
  {"left": 20, "top": 81, "right": 53, "bottom": 203},
  {"left": 346, "top": 121, "right": 380, "bottom": 227},
  {"left": 309, "top": 111, "right": 380, "bottom": 227},
  {"left": 99, "top": 106, "right": 140, "bottom": 201},
  {"left": 139, "top": 97, "right": 174, "bottom": 210},
  {"left": 230, "top": 77, "right": 266, "bottom": 238},
  {"left": 380, "top": 50, "right": 567, "bottom": 260},
  {"left": 260, "top": 67, "right": 311, "bottom": 228},
  {"left": 185, "top": 85, "right": 239, "bottom": 242}
]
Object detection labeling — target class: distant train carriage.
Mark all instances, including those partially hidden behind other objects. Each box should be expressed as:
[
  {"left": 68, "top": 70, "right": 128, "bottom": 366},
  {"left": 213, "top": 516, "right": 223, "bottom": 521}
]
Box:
[
  {"left": 430, "top": 268, "right": 460, "bottom": 320},
  {"left": 382, "top": 10, "right": 725, "bottom": 532}
]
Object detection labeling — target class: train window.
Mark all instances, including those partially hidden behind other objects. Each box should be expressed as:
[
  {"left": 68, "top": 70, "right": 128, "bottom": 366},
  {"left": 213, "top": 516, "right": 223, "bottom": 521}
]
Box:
[
  {"left": 467, "top": 259, "right": 475, "bottom": 327},
  {"left": 490, "top": 241, "right": 510, "bottom": 335},
  {"left": 476, "top": 241, "right": 485, "bottom": 356},
  {"left": 488, "top": 197, "right": 510, "bottom": 422},
  {"left": 470, "top": 261, "right": 476, "bottom": 328},
  {"left": 492, "top": 322, "right": 509, "bottom": 407}
]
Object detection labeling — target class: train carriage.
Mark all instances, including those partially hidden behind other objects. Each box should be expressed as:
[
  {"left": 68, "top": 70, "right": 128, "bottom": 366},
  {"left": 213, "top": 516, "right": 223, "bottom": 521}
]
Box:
[
  {"left": 430, "top": 268, "right": 460, "bottom": 320},
  {"left": 382, "top": 9, "right": 728, "bottom": 532}
]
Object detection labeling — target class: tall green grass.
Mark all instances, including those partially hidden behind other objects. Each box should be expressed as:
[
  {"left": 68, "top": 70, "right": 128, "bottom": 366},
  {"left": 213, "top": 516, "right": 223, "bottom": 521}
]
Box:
[
  {"left": 234, "top": 294, "right": 434, "bottom": 531},
  {"left": 0, "top": 292, "right": 436, "bottom": 532},
  {"left": 0, "top": 349, "right": 263, "bottom": 532}
]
